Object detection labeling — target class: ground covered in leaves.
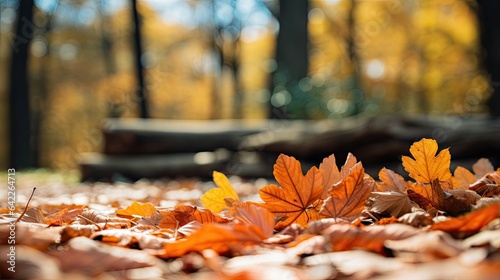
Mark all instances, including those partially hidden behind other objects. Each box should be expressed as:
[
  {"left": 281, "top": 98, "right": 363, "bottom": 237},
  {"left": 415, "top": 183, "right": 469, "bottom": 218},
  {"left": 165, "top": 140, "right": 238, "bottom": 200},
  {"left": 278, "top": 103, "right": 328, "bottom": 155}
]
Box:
[{"left": 1, "top": 138, "right": 500, "bottom": 279}]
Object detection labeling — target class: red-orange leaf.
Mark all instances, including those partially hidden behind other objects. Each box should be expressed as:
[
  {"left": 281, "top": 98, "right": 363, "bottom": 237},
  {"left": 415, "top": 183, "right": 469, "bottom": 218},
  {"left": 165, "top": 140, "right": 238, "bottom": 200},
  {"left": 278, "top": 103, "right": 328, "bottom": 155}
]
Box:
[
  {"left": 430, "top": 203, "right": 499, "bottom": 238},
  {"left": 258, "top": 154, "right": 323, "bottom": 230},
  {"left": 320, "top": 167, "right": 374, "bottom": 221},
  {"left": 158, "top": 205, "right": 229, "bottom": 229}
]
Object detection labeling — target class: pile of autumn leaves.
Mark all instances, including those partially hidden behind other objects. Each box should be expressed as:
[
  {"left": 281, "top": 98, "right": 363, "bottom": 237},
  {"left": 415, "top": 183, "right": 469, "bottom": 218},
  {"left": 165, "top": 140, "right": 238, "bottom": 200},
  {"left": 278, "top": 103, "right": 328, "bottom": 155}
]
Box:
[{"left": 110, "top": 138, "right": 499, "bottom": 259}]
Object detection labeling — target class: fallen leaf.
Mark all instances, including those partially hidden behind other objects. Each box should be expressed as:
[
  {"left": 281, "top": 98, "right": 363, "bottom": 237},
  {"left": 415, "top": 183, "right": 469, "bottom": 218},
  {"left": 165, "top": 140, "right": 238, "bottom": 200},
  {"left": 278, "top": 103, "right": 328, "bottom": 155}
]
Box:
[
  {"left": 430, "top": 203, "right": 499, "bottom": 238},
  {"left": 116, "top": 201, "right": 157, "bottom": 218},
  {"left": 398, "top": 209, "right": 432, "bottom": 227},
  {"left": 319, "top": 153, "right": 361, "bottom": 198},
  {"left": 19, "top": 207, "right": 46, "bottom": 224},
  {"left": 158, "top": 205, "right": 229, "bottom": 230},
  {"left": 48, "top": 236, "right": 158, "bottom": 275},
  {"left": 321, "top": 223, "right": 419, "bottom": 254},
  {"left": 402, "top": 138, "right": 452, "bottom": 183},
  {"left": 201, "top": 171, "right": 239, "bottom": 213},
  {"left": 384, "top": 231, "right": 464, "bottom": 261},
  {"left": 375, "top": 168, "right": 407, "bottom": 192},
  {"left": 158, "top": 223, "right": 267, "bottom": 258},
  {"left": 369, "top": 191, "right": 417, "bottom": 218},
  {"left": 470, "top": 170, "right": 500, "bottom": 197},
  {"left": 472, "top": 158, "right": 494, "bottom": 178},
  {"left": 229, "top": 201, "right": 275, "bottom": 237},
  {"left": 258, "top": 154, "right": 323, "bottom": 230},
  {"left": 452, "top": 166, "right": 476, "bottom": 189},
  {"left": 408, "top": 180, "right": 471, "bottom": 216},
  {"left": 320, "top": 168, "right": 374, "bottom": 221},
  {"left": 46, "top": 207, "right": 84, "bottom": 226}
]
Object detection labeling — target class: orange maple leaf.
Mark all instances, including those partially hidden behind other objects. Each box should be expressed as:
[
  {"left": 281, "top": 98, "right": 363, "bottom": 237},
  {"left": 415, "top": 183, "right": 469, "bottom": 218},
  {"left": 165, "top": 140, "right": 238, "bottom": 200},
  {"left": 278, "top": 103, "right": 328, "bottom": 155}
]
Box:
[
  {"left": 430, "top": 203, "right": 499, "bottom": 238},
  {"left": 402, "top": 138, "right": 452, "bottom": 183},
  {"left": 257, "top": 154, "right": 323, "bottom": 230},
  {"left": 319, "top": 153, "right": 361, "bottom": 198},
  {"left": 320, "top": 167, "right": 374, "bottom": 221},
  {"left": 158, "top": 223, "right": 267, "bottom": 258}
]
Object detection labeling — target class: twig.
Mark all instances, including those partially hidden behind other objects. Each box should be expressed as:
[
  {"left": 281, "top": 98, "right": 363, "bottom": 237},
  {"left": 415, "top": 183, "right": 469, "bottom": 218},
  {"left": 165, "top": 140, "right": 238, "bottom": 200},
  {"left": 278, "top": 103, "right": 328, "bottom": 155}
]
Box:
[{"left": 16, "top": 187, "right": 36, "bottom": 223}]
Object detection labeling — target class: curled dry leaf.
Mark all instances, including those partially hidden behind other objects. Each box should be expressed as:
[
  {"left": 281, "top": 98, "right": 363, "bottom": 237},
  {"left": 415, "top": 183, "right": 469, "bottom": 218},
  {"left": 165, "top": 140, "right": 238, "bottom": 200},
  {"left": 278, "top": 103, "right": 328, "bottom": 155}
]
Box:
[
  {"left": 320, "top": 167, "right": 374, "bottom": 221},
  {"left": 402, "top": 138, "right": 452, "bottom": 183},
  {"left": 408, "top": 180, "right": 470, "bottom": 216},
  {"left": 258, "top": 154, "right": 323, "bottom": 230},
  {"left": 201, "top": 171, "right": 239, "bottom": 213},
  {"left": 430, "top": 203, "right": 499, "bottom": 239}
]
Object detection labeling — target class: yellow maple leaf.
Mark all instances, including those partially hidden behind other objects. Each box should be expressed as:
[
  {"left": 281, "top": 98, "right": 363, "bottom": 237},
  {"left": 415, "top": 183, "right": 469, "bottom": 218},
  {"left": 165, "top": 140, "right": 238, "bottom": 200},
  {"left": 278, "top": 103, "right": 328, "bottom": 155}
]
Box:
[
  {"left": 402, "top": 138, "right": 452, "bottom": 183},
  {"left": 201, "top": 171, "right": 239, "bottom": 213}
]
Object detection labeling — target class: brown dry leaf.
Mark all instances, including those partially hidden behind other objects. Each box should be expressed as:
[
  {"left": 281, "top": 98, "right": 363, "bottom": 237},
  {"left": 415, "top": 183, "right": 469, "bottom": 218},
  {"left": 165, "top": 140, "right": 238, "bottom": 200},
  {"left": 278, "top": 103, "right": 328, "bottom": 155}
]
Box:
[
  {"left": 319, "top": 153, "right": 361, "bottom": 198},
  {"left": 19, "top": 207, "right": 47, "bottom": 224},
  {"left": 384, "top": 231, "right": 464, "bottom": 261},
  {"left": 158, "top": 223, "right": 267, "bottom": 258},
  {"left": 77, "top": 209, "right": 131, "bottom": 226},
  {"left": 322, "top": 223, "right": 418, "bottom": 254},
  {"left": 48, "top": 236, "right": 158, "bottom": 275},
  {"left": 116, "top": 201, "right": 157, "bottom": 218},
  {"left": 92, "top": 229, "right": 170, "bottom": 249},
  {"left": 402, "top": 138, "right": 452, "bottom": 183},
  {"left": 229, "top": 201, "right": 275, "bottom": 237},
  {"left": 369, "top": 191, "right": 417, "bottom": 218},
  {"left": 60, "top": 224, "right": 97, "bottom": 242},
  {"left": 408, "top": 180, "right": 471, "bottom": 216},
  {"left": 158, "top": 205, "right": 229, "bottom": 230},
  {"left": 46, "top": 207, "right": 84, "bottom": 226},
  {"left": 470, "top": 170, "right": 500, "bottom": 197},
  {"left": 376, "top": 168, "right": 407, "bottom": 192},
  {"left": 320, "top": 168, "right": 374, "bottom": 221},
  {"left": 303, "top": 250, "right": 406, "bottom": 278},
  {"left": 430, "top": 203, "right": 499, "bottom": 238},
  {"left": 0, "top": 222, "right": 61, "bottom": 250},
  {"left": 258, "top": 154, "right": 323, "bottom": 230},
  {"left": 398, "top": 209, "right": 433, "bottom": 227}
]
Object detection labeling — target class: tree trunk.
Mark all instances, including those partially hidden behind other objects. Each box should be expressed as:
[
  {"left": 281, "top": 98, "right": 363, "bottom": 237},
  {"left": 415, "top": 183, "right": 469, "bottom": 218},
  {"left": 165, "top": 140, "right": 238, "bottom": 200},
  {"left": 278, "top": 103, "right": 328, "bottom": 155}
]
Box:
[
  {"left": 131, "top": 0, "right": 149, "bottom": 118},
  {"left": 269, "top": 0, "right": 309, "bottom": 119},
  {"left": 8, "top": 0, "right": 35, "bottom": 169},
  {"left": 476, "top": 0, "right": 500, "bottom": 117}
]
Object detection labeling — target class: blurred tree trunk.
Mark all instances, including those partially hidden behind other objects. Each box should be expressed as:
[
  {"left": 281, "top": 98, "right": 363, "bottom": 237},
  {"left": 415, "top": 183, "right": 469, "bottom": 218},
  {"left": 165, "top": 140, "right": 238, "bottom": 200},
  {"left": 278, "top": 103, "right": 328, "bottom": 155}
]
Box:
[
  {"left": 9, "top": 0, "right": 35, "bottom": 169},
  {"left": 347, "top": 0, "right": 363, "bottom": 115},
  {"left": 269, "top": 0, "right": 309, "bottom": 119},
  {"left": 32, "top": 9, "right": 54, "bottom": 168},
  {"left": 476, "top": 0, "right": 500, "bottom": 117},
  {"left": 131, "top": 0, "right": 149, "bottom": 118}
]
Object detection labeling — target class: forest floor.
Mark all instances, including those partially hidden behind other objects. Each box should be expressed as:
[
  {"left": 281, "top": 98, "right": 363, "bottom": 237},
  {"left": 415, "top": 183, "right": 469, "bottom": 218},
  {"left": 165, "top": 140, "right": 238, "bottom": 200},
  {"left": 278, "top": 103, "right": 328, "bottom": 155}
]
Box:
[{"left": 1, "top": 139, "right": 500, "bottom": 280}]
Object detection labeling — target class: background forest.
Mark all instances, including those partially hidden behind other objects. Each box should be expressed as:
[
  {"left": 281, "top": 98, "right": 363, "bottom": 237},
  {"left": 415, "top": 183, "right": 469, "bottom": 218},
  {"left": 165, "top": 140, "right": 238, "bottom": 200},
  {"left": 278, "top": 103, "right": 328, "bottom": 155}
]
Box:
[{"left": 0, "top": 0, "right": 497, "bottom": 171}]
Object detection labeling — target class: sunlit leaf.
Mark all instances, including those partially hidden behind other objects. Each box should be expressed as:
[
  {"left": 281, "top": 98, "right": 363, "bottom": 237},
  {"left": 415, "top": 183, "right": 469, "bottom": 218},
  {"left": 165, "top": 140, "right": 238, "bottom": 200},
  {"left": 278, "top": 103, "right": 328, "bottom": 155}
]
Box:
[
  {"left": 402, "top": 138, "right": 452, "bottom": 183},
  {"left": 430, "top": 203, "right": 499, "bottom": 238},
  {"left": 319, "top": 153, "right": 361, "bottom": 198},
  {"left": 258, "top": 154, "right": 323, "bottom": 230},
  {"left": 201, "top": 171, "right": 239, "bottom": 213},
  {"left": 320, "top": 168, "right": 374, "bottom": 221},
  {"left": 116, "top": 201, "right": 157, "bottom": 218}
]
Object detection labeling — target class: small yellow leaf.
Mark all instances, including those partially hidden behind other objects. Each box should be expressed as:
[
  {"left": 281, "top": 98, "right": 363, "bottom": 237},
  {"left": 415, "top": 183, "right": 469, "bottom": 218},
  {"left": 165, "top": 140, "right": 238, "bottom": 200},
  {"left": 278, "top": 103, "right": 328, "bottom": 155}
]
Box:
[
  {"left": 402, "top": 138, "right": 452, "bottom": 183},
  {"left": 201, "top": 171, "right": 239, "bottom": 213},
  {"left": 116, "top": 201, "right": 157, "bottom": 218}
]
